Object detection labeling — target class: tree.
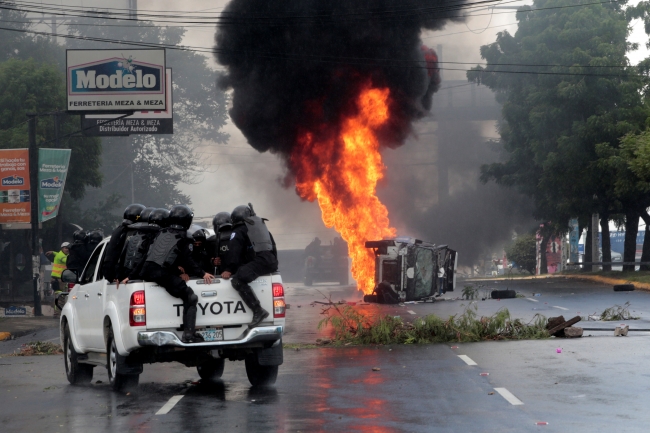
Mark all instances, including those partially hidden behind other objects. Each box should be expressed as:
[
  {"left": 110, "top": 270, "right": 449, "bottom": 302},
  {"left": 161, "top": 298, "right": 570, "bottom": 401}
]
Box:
[
  {"left": 0, "top": 59, "right": 102, "bottom": 200},
  {"left": 506, "top": 233, "right": 537, "bottom": 274},
  {"left": 467, "top": 0, "right": 648, "bottom": 271},
  {"left": 65, "top": 16, "right": 229, "bottom": 213}
]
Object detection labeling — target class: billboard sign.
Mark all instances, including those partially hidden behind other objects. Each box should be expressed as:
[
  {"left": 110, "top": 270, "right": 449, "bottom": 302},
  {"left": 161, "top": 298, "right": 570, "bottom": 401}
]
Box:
[
  {"left": 0, "top": 149, "right": 30, "bottom": 224},
  {"left": 38, "top": 149, "right": 71, "bottom": 222},
  {"left": 66, "top": 49, "right": 166, "bottom": 112},
  {"left": 81, "top": 69, "right": 173, "bottom": 135}
]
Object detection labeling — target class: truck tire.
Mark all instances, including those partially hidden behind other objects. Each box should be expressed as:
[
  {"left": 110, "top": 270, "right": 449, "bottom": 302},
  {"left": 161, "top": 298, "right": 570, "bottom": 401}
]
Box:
[
  {"left": 106, "top": 327, "right": 140, "bottom": 392},
  {"left": 197, "top": 358, "right": 225, "bottom": 381},
  {"left": 63, "top": 324, "right": 93, "bottom": 385},
  {"left": 613, "top": 284, "right": 635, "bottom": 292},
  {"left": 245, "top": 352, "right": 278, "bottom": 386}
]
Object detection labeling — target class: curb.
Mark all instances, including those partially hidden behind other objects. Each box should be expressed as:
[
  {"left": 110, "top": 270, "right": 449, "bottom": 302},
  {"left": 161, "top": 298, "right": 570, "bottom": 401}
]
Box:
[{"left": 562, "top": 274, "right": 650, "bottom": 292}]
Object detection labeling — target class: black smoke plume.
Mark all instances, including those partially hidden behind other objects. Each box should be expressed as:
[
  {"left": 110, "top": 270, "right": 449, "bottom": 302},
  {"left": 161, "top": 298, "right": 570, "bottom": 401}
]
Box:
[{"left": 214, "top": 0, "right": 465, "bottom": 158}]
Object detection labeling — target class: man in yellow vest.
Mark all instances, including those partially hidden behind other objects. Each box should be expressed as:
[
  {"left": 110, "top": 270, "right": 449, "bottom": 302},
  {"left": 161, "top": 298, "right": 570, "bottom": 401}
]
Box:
[{"left": 46, "top": 242, "right": 70, "bottom": 293}]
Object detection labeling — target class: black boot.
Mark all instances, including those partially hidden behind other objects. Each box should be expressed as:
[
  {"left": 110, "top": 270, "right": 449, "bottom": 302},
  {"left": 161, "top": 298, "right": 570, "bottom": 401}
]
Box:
[
  {"left": 182, "top": 306, "right": 202, "bottom": 343},
  {"left": 236, "top": 281, "right": 269, "bottom": 329}
]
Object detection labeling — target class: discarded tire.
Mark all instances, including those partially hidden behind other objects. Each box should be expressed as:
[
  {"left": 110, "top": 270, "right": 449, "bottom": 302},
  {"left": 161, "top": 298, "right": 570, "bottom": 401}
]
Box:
[
  {"left": 490, "top": 289, "right": 516, "bottom": 299},
  {"left": 613, "top": 284, "right": 635, "bottom": 292},
  {"left": 363, "top": 294, "right": 378, "bottom": 303}
]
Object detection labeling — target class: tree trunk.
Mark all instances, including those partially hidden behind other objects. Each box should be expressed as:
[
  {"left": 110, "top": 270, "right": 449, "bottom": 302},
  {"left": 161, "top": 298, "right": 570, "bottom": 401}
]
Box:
[
  {"left": 640, "top": 211, "right": 650, "bottom": 271},
  {"left": 600, "top": 214, "right": 611, "bottom": 272},
  {"left": 623, "top": 212, "right": 639, "bottom": 272},
  {"left": 583, "top": 224, "right": 592, "bottom": 273},
  {"left": 539, "top": 232, "right": 549, "bottom": 275}
]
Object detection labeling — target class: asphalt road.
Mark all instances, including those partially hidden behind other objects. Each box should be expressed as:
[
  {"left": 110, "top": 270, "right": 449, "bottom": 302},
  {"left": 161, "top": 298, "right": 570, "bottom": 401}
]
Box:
[{"left": 1, "top": 277, "right": 649, "bottom": 432}]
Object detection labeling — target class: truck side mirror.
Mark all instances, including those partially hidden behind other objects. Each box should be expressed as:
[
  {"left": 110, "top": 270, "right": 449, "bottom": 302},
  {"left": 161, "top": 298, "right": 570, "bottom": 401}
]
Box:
[{"left": 61, "top": 269, "right": 78, "bottom": 284}]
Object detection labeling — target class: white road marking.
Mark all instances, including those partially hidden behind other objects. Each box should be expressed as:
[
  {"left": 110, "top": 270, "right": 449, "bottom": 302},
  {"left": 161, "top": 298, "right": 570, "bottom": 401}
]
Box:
[
  {"left": 526, "top": 298, "right": 539, "bottom": 303},
  {"left": 494, "top": 388, "right": 524, "bottom": 405},
  {"left": 407, "top": 310, "right": 416, "bottom": 315},
  {"left": 458, "top": 355, "right": 477, "bottom": 366},
  {"left": 156, "top": 395, "right": 184, "bottom": 415},
  {"left": 552, "top": 306, "right": 569, "bottom": 311}
]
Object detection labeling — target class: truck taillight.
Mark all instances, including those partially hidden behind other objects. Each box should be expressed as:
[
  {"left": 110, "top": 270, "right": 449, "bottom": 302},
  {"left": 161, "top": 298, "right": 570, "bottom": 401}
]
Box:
[
  {"left": 129, "top": 290, "right": 146, "bottom": 326},
  {"left": 272, "top": 283, "right": 285, "bottom": 318}
]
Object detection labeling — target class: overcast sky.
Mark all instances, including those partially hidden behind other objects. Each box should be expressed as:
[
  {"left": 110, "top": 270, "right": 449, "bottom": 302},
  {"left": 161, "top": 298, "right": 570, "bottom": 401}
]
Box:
[{"left": 136, "top": 1, "right": 650, "bottom": 249}]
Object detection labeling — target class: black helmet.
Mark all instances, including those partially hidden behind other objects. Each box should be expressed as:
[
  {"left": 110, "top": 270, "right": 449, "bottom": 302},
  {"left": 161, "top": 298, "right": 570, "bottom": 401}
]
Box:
[
  {"left": 169, "top": 204, "right": 194, "bottom": 230},
  {"left": 212, "top": 212, "right": 232, "bottom": 231},
  {"left": 88, "top": 230, "right": 104, "bottom": 244},
  {"left": 149, "top": 208, "right": 170, "bottom": 227},
  {"left": 73, "top": 229, "right": 87, "bottom": 243},
  {"left": 123, "top": 203, "right": 146, "bottom": 224},
  {"left": 192, "top": 228, "right": 208, "bottom": 242},
  {"left": 139, "top": 207, "right": 155, "bottom": 223},
  {"left": 231, "top": 205, "right": 252, "bottom": 224}
]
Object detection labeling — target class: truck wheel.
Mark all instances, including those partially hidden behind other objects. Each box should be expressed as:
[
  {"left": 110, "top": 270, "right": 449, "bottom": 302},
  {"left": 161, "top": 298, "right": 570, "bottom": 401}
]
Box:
[
  {"left": 245, "top": 352, "right": 278, "bottom": 387},
  {"left": 63, "top": 324, "right": 93, "bottom": 385},
  {"left": 197, "top": 358, "right": 225, "bottom": 381},
  {"left": 106, "top": 328, "right": 139, "bottom": 392}
]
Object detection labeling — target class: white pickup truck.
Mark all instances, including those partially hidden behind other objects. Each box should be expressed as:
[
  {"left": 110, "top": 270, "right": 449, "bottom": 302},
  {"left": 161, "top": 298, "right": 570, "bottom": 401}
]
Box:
[{"left": 59, "top": 237, "right": 286, "bottom": 391}]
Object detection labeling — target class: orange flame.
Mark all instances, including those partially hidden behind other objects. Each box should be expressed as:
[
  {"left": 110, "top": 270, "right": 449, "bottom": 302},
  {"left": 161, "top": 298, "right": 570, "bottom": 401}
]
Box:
[{"left": 291, "top": 86, "right": 396, "bottom": 294}]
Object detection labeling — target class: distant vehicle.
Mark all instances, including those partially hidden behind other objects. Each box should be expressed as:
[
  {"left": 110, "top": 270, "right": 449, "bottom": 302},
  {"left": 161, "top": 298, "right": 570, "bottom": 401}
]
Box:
[
  {"left": 304, "top": 237, "right": 349, "bottom": 286},
  {"left": 365, "top": 237, "right": 457, "bottom": 302},
  {"left": 59, "top": 237, "right": 286, "bottom": 391}
]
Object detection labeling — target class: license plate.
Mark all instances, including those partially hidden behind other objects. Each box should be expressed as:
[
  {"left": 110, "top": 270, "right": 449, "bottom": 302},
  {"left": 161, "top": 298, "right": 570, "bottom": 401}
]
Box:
[{"left": 197, "top": 328, "right": 224, "bottom": 342}]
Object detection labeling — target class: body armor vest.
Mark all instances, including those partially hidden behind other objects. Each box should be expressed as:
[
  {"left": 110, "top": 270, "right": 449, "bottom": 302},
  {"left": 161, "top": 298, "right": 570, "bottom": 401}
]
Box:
[
  {"left": 123, "top": 225, "right": 160, "bottom": 271},
  {"left": 245, "top": 216, "right": 273, "bottom": 253},
  {"left": 146, "top": 228, "right": 185, "bottom": 268}
]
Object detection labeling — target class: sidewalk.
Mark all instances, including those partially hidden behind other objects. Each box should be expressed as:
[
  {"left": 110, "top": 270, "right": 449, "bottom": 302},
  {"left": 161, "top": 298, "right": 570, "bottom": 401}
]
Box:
[
  {"left": 0, "top": 316, "right": 59, "bottom": 341},
  {"left": 562, "top": 274, "right": 650, "bottom": 291}
]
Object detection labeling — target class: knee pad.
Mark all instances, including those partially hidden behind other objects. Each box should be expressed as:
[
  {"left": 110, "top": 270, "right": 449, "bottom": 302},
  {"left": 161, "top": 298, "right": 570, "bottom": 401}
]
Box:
[{"left": 188, "top": 293, "right": 198, "bottom": 306}]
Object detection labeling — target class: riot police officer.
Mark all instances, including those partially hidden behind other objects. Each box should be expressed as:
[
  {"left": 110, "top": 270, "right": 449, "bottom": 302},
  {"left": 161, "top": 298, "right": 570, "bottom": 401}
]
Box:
[
  {"left": 220, "top": 203, "right": 277, "bottom": 329},
  {"left": 184, "top": 227, "right": 211, "bottom": 275},
  {"left": 86, "top": 229, "right": 104, "bottom": 256},
  {"left": 116, "top": 207, "right": 155, "bottom": 281},
  {"left": 206, "top": 211, "right": 232, "bottom": 274},
  {"left": 120, "top": 208, "right": 168, "bottom": 283},
  {"left": 141, "top": 205, "right": 214, "bottom": 343},
  {"left": 66, "top": 229, "right": 89, "bottom": 276},
  {"left": 103, "top": 203, "right": 145, "bottom": 282}
]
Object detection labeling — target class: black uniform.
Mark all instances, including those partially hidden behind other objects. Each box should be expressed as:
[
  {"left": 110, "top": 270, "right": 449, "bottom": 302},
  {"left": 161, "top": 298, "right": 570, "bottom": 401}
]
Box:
[
  {"left": 67, "top": 241, "right": 90, "bottom": 275},
  {"left": 141, "top": 228, "right": 205, "bottom": 338},
  {"left": 117, "top": 222, "right": 151, "bottom": 281},
  {"left": 223, "top": 220, "right": 278, "bottom": 317},
  {"left": 102, "top": 221, "right": 133, "bottom": 282},
  {"left": 190, "top": 239, "right": 213, "bottom": 276},
  {"left": 207, "top": 224, "right": 232, "bottom": 274}
]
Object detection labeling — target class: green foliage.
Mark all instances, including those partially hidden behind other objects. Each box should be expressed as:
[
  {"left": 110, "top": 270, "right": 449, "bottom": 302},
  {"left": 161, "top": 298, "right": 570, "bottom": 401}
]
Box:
[
  {"left": 319, "top": 304, "right": 549, "bottom": 345},
  {"left": 0, "top": 59, "right": 102, "bottom": 200},
  {"left": 506, "top": 233, "right": 537, "bottom": 274},
  {"left": 10, "top": 341, "right": 63, "bottom": 356},
  {"left": 462, "top": 285, "right": 479, "bottom": 300},
  {"left": 468, "top": 0, "right": 648, "bottom": 227},
  {"left": 599, "top": 301, "right": 639, "bottom": 321}
]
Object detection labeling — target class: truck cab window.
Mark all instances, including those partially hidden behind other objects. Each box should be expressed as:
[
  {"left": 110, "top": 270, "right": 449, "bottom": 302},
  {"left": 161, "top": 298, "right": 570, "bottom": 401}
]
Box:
[{"left": 80, "top": 245, "right": 103, "bottom": 285}]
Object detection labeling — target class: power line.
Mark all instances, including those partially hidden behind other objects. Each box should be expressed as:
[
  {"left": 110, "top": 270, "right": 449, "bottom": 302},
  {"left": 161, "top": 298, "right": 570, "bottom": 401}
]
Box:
[
  {"left": 0, "top": 0, "right": 630, "bottom": 26},
  {"left": 0, "top": 24, "right": 644, "bottom": 78}
]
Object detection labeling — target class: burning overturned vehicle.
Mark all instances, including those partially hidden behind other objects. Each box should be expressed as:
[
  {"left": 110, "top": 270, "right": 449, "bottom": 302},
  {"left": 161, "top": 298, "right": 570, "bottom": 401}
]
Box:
[{"left": 363, "top": 237, "right": 457, "bottom": 304}]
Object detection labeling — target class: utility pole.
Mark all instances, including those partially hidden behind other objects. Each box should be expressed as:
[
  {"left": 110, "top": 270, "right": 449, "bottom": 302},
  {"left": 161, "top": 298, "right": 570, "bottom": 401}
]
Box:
[{"left": 27, "top": 114, "right": 42, "bottom": 316}]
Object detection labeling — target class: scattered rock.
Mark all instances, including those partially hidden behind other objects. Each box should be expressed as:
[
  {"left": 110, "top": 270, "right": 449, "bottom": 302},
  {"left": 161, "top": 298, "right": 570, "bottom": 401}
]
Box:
[
  {"left": 95, "top": 380, "right": 103, "bottom": 384},
  {"left": 548, "top": 316, "right": 581, "bottom": 337},
  {"left": 488, "top": 392, "right": 495, "bottom": 395},
  {"left": 372, "top": 367, "right": 381, "bottom": 371},
  {"left": 564, "top": 327, "right": 583, "bottom": 338}
]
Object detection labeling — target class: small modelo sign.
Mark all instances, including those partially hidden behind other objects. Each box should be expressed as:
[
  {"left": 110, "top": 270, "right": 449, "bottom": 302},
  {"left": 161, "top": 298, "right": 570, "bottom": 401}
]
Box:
[{"left": 66, "top": 49, "right": 166, "bottom": 112}]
